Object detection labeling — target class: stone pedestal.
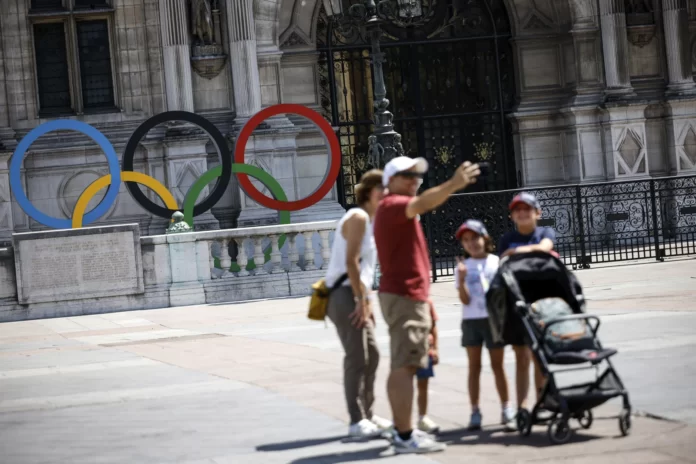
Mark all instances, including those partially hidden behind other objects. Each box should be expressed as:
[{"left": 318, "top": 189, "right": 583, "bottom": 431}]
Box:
[
  {"left": 664, "top": 97, "right": 696, "bottom": 173},
  {"left": 601, "top": 102, "right": 650, "bottom": 179},
  {"left": 167, "top": 233, "right": 207, "bottom": 306},
  {"left": 599, "top": 0, "right": 636, "bottom": 100},
  {"left": 662, "top": 0, "right": 696, "bottom": 96},
  {"left": 159, "top": 0, "right": 195, "bottom": 112}
]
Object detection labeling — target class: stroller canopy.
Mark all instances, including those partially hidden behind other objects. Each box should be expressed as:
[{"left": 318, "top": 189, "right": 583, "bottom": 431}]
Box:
[{"left": 486, "top": 251, "right": 585, "bottom": 343}]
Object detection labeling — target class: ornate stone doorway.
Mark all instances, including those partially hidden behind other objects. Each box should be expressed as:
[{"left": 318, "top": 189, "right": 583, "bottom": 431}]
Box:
[{"left": 316, "top": 0, "right": 518, "bottom": 207}]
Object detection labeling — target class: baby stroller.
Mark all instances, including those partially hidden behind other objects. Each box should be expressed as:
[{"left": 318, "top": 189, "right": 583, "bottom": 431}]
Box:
[{"left": 486, "top": 251, "right": 631, "bottom": 445}]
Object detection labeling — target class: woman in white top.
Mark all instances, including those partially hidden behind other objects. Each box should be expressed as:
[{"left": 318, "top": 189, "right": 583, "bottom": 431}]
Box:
[{"left": 324, "top": 169, "right": 392, "bottom": 438}]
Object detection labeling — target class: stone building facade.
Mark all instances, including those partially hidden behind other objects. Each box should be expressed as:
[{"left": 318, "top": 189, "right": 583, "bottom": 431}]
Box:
[{"left": 0, "top": 0, "right": 695, "bottom": 242}]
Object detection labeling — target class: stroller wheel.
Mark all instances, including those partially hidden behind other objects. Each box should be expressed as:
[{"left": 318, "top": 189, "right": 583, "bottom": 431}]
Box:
[
  {"left": 619, "top": 409, "right": 631, "bottom": 436},
  {"left": 548, "top": 418, "right": 573, "bottom": 445},
  {"left": 517, "top": 408, "right": 533, "bottom": 437},
  {"left": 578, "top": 410, "right": 593, "bottom": 429}
]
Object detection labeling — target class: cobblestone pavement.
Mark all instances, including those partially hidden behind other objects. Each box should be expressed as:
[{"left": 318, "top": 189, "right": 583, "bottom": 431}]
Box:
[{"left": 0, "top": 258, "right": 694, "bottom": 463}]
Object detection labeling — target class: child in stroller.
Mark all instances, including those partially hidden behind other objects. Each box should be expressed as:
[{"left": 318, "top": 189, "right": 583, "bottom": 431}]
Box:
[{"left": 486, "top": 251, "right": 632, "bottom": 444}]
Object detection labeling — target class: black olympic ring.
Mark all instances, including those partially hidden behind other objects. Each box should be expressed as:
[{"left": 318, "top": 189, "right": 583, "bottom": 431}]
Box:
[{"left": 122, "top": 111, "right": 232, "bottom": 219}]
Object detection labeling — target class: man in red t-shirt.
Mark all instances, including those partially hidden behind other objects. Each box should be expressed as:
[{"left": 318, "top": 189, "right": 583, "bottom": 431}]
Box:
[{"left": 373, "top": 156, "right": 480, "bottom": 453}]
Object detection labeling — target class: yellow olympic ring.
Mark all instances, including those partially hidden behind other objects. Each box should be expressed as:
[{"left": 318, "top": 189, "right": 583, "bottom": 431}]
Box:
[{"left": 72, "top": 172, "right": 178, "bottom": 228}]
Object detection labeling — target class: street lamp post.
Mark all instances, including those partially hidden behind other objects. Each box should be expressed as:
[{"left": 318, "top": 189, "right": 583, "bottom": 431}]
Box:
[{"left": 323, "top": 0, "right": 434, "bottom": 167}]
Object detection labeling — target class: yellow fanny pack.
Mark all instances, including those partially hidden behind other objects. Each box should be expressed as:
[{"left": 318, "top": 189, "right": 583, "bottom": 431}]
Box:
[{"left": 308, "top": 273, "right": 350, "bottom": 321}]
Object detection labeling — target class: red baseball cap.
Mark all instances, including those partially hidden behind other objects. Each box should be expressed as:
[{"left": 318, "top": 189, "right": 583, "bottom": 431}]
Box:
[
  {"left": 455, "top": 219, "right": 489, "bottom": 241},
  {"left": 509, "top": 192, "right": 541, "bottom": 211}
]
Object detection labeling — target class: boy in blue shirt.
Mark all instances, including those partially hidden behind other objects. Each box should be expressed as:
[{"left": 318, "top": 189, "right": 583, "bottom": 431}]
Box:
[
  {"left": 497, "top": 192, "right": 555, "bottom": 419},
  {"left": 498, "top": 192, "right": 556, "bottom": 257}
]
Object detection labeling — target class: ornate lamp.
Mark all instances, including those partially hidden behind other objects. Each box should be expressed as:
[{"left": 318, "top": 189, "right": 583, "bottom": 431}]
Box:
[{"left": 322, "top": 0, "right": 436, "bottom": 166}]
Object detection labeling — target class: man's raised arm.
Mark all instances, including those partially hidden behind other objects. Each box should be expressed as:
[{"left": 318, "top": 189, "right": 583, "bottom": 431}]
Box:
[{"left": 405, "top": 162, "right": 481, "bottom": 220}]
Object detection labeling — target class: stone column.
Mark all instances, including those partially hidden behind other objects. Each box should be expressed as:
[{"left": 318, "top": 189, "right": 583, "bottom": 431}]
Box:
[
  {"left": 599, "top": 0, "right": 635, "bottom": 99},
  {"left": 0, "top": 12, "right": 17, "bottom": 150},
  {"left": 569, "top": 0, "right": 605, "bottom": 105},
  {"left": 0, "top": 151, "right": 14, "bottom": 243},
  {"left": 159, "top": 0, "right": 195, "bottom": 112},
  {"left": 227, "top": 0, "right": 262, "bottom": 119},
  {"left": 662, "top": 0, "right": 696, "bottom": 95}
]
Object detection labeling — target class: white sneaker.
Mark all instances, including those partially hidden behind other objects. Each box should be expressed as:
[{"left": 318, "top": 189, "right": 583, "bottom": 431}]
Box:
[
  {"left": 502, "top": 406, "right": 517, "bottom": 431},
  {"left": 348, "top": 419, "right": 382, "bottom": 438},
  {"left": 370, "top": 415, "right": 393, "bottom": 431},
  {"left": 393, "top": 430, "right": 446, "bottom": 454},
  {"left": 417, "top": 416, "right": 440, "bottom": 434}
]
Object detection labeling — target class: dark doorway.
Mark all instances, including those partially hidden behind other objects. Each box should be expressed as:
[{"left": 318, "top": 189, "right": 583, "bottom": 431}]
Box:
[{"left": 317, "top": 0, "right": 518, "bottom": 207}]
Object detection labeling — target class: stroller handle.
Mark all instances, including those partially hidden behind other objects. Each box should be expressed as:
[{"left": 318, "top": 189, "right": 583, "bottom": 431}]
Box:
[{"left": 542, "top": 314, "right": 601, "bottom": 340}]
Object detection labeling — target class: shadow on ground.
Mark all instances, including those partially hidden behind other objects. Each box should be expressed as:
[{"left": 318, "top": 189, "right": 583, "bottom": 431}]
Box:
[
  {"left": 287, "top": 446, "right": 395, "bottom": 464},
  {"left": 438, "top": 425, "right": 603, "bottom": 447},
  {"left": 256, "top": 425, "right": 605, "bottom": 463}
]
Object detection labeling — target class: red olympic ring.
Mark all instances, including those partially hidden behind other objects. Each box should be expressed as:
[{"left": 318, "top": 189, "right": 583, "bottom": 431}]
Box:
[{"left": 234, "top": 104, "right": 341, "bottom": 212}]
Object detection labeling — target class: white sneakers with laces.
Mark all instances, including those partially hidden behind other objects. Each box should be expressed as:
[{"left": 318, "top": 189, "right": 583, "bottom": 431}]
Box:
[
  {"left": 348, "top": 416, "right": 394, "bottom": 439},
  {"left": 393, "top": 428, "right": 446, "bottom": 454},
  {"left": 348, "top": 419, "right": 382, "bottom": 438},
  {"left": 417, "top": 416, "right": 440, "bottom": 434},
  {"left": 370, "top": 415, "right": 393, "bottom": 431}
]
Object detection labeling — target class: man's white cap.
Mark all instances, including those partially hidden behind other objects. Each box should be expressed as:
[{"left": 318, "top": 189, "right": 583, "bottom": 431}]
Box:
[{"left": 382, "top": 156, "right": 429, "bottom": 187}]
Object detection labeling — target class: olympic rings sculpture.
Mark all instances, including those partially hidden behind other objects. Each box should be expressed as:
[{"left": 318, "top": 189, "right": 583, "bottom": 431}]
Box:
[{"left": 9, "top": 104, "right": 341, "bottom": 231}]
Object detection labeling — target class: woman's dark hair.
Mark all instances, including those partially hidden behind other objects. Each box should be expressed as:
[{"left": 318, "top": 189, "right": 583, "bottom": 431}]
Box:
[
  {"left": 355, "top": 169, "right": 384, "bottom": 205},
  {"left": 461, "top": 235, "right": 496, "bottom": 258}
]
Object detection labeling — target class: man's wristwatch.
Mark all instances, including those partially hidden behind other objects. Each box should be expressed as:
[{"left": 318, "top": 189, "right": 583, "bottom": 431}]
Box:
[{"left": 353, "top": 295, "right": 369, "bottom": 304}]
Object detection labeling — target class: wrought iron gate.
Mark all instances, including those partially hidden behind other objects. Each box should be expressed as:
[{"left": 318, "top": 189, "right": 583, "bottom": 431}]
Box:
[
  {"left": 317, "top": 0, "right": 518, "bottom": 207},
  {"left": 428, "top": 175, "right": 696, "bottom": 280}
]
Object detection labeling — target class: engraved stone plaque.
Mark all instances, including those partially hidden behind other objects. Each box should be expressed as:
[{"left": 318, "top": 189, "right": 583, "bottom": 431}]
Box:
[{"left": 12, "top": 224, "right": 144, "bottom": 304}]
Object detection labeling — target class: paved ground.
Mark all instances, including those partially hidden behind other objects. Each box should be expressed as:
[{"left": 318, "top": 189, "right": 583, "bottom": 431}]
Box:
[{"left": 0, "top": 257, "right": 695, "bottom": 463}]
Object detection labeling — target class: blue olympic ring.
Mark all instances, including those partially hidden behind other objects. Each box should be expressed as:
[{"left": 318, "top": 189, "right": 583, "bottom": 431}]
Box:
[{"left": 9, "top": 120, "right": 121, "bottom": 230}]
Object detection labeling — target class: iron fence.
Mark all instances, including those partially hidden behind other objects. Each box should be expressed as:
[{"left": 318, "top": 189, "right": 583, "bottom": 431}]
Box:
[{"left": 419, "top": 174, "right": 696, "bottom": 281}]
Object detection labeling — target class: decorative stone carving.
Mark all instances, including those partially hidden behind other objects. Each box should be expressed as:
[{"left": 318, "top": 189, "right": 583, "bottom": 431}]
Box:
[
  {"left": 190, "top": 0, "right": 228, "bottom": 79},
  {"left": 627, "top": 25, "right": 656, "bottom": 47},
  {"left": 281, "top": 31, "right": 310, "bottom": 48},
  {"left": 681, "top": 127, "right": 696, "bottom": 170},
  {"left": 167, "top": 211, "right": 193, "bottom": 234},
  {"left": 58, "top": 169, "right": 117, "bottom": 222},
  {"left": 191, "top": 0, "right": 215, "bottom": 44},
  {"left": 617, "top": 128, "right": 647, "bottom": 175}
]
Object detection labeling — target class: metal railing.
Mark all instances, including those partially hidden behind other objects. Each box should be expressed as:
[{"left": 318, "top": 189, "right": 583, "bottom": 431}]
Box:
[{"left": 421, "top": 174, "right": 696, "bottom": 280}]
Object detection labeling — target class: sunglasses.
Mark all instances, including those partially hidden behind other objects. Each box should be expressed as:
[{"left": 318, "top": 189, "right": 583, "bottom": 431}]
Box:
[{"left": 396, "top": 171, "right": 424, "bottom": 179}]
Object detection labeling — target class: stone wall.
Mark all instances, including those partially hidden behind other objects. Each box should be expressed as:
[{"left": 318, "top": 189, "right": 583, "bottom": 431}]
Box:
[
  {"left": 273, "top": 0, "right": 696, "bottom": 190},
  {"left": 0, "top": 0, "right": 345, "bottom": 243},
  {"left": 0, "top": 220, "right": 335, "bottom": 323}
]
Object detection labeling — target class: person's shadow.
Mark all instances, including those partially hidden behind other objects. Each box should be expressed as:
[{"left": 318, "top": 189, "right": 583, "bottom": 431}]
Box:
[
  {"left": 256, "top": 425, "right": 604, "bottom": 463},
  {"left": 437, "top": 424, "right": 602, "bottom": 448}
]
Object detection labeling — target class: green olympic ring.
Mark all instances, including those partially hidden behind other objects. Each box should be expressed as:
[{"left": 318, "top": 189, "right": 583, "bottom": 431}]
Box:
[{"left": 184, "top": 163, "right": 290, "bottom": 272}]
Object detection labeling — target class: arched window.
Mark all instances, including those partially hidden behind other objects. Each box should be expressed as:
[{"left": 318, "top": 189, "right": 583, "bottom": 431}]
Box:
[{"left": 317, "top": 0, "right": 517, "bottom": 206}]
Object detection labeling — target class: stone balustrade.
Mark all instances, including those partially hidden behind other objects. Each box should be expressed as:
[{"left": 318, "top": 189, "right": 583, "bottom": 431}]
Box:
[
  {"left": 0, "top": 221, "right": 339, "bottom": 322},
  {"left": 196, "top": 220, "right": 337, "bottom": 279}
]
